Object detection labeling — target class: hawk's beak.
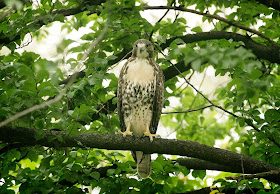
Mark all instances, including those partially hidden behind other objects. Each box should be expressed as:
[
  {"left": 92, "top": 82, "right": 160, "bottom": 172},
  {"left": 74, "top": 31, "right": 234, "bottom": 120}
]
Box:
[{"left": 139, "top": 47, "right": 145, "bottom": 53}]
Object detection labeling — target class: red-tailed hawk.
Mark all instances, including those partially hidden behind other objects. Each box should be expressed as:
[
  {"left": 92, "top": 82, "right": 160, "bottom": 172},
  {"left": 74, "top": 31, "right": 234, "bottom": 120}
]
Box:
[{"left": 117, "top": 39, "right": 165, "bottom": 178}]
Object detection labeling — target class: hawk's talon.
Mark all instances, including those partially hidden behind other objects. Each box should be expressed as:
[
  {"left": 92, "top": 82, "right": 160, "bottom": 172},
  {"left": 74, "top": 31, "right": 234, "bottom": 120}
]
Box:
[
  {"left": 143, "top": 131, "right": 159, "bottom": 142},
  {"left": 118, "top": 130, "right": 133, "bottom": 137}
]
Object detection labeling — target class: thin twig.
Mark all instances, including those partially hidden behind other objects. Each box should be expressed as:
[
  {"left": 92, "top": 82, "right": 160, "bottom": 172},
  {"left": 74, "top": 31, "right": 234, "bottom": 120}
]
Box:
[
  {"left": 159, "top": 44, "right": 238, "bottom": 117},
  {"left": 189, "top": 67, "right": 207, "bottom": 110},
  {"left": 241, "top": 156, "right": 256, "bottom": 194},
  {"left": 107, "top": 50, "right": 132, "bottom": 71},
  {"left": 162, "top": 105, "right": 214, "bottom": 114},
  {"left": 143, "top": 6, "right": 277, "bottom": 46},
  {"left": 173, "top": 71, "right": 194, "bottom": 97},
  {"left": 149, "top": 0, "right": 175, "bottom": 40},
  {"left": 204, "top": 1, "right": 217, "bottom": 31}
]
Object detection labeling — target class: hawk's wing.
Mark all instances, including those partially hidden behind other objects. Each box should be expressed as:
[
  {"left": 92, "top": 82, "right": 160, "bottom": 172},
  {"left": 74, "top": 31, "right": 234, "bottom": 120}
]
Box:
[
  {"left": 117, "top": 58, "right": 133, "bottom": 132},
  {"left": 149, "top": 59, "right": 165, "bottom": 134}
]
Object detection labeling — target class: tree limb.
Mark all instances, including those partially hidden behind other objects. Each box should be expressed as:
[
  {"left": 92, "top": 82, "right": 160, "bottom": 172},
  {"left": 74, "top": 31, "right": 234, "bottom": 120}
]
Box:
[
  {"left": 60, "top": 30, "right": 280, "bottom": 87},
  {"left": 0, "top": 0, "right": 106, "bottom": 45},
  {"left": 161, "top": 31, "right": 280, "bottom": 64},
  {"left": 143, "top": 6, "right": 277, "bottom": 45},
  {"left": 0, "top": 143, "right": 25, "bottom": 155},
  {"left": 226, "top": 170, "right": 280, "bottom": 181},
  {"left": 0, "top": 126, "right": 279, "bottom": 184},
  {"left": 180, "top": 187, "right": 272, "bottom": 194},
  {"left": 254, "top": 0, "right": 280, "bottom": 11}
]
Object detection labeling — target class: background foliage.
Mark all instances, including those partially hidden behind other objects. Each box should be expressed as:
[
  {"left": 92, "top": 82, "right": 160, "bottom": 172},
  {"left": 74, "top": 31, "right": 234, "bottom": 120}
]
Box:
[{"left": 0, "top": 0, "right": 280, "bottom": 193}]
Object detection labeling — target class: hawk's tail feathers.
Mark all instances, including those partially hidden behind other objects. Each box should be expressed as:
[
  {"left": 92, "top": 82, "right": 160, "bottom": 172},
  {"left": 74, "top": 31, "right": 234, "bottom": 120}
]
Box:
[{"left": 136, "top": 151, "right": 151, "bottom": 179}]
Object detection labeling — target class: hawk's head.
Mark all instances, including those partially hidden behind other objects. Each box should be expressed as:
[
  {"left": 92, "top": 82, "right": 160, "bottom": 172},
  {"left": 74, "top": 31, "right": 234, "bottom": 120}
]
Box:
[{"left": 132, "top": 39, "right": 154, "bottom": 58}]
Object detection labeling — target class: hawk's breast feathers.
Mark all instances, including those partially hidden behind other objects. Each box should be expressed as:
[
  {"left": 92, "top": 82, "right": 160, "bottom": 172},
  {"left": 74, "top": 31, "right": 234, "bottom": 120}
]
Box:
[
  {"left": 124, "top": 58, "right": 155, "bottom": 84},
  {"left": 118, "top": 56, "right": 164, "bottom": 136}
]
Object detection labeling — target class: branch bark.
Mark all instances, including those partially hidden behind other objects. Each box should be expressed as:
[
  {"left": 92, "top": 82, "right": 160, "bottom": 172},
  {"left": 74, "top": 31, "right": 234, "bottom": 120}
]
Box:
[
  {"left": 143, "top": 6, "right": 277, "bottom": 45},
  {"left": 0, "top": 0, "right": 106, "bottom": 45},
  {"left": 60, "top": 30, "right": 280, "bottom": 87},
  {"left": 180, "top": 187, "right": 272, "bottom": 194},
  {"left": 161, "top": 31, "right": 280, "bottom": 64},
  {"left": 254, "top": 0, "right": 280, "bottom": 11},
  {"left": 1, "top": 126, "right": 279, "bottom": 184},
  {"left": 226, "top": 169, "right": 280, "bottom": 181}
]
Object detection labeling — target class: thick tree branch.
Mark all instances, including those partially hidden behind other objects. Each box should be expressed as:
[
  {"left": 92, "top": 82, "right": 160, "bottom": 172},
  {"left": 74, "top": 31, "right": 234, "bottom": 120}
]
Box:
[
  {"left": 226, "top": 170, "right": 280, "bottom": 181},
  {"left": 254, "top": 0, "right": 280, "bottom": 11},
  {"left": 181, "top": 187, "right": 271, "bottom": 194},
  {"left": 0, "top": 126, "right": 279, "bottom": 184},
  {"left": 60, "top": 30, "right": 280, "bottom": 87},
  {"left": 0, "top": 143, "right": 25, "bottom": 155},
  {"left": 176, "top": 158, "right": 239, "bottom": 173},
  {"left": 143, "top": 6, "right": 277, "bottom": 45},
  {"left": 0, "top": 0, "right": 106, "bottom": 45},
  {"left": 161, "top": 31, "right": 280, "bottom": 64},
  {"left": 176, "top": 158, "right": 280, "bottom": 182},
  {"left": 0, "top": 141, "right": 262, "bottom": 176}
]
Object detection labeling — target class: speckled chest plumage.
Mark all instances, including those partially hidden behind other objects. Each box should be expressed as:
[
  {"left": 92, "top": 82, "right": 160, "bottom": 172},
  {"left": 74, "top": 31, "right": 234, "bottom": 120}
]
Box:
[{"left": 121, "top": 58, "right": 156, "bottom": 136}]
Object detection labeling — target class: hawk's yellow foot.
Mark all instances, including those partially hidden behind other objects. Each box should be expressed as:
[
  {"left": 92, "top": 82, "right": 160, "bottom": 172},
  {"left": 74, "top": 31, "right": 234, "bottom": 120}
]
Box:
[
  {"left": 118, "top": 130, "right": 133, "bottom": 137},
  {"left": 144, "top": 130, "right": 159, "bottom": 142}
]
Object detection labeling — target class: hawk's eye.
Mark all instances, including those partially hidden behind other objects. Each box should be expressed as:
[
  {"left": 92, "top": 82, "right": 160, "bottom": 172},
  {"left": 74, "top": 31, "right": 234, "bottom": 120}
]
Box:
[{"left": 135, "top": 44, "right": 138, "bottom": 47}]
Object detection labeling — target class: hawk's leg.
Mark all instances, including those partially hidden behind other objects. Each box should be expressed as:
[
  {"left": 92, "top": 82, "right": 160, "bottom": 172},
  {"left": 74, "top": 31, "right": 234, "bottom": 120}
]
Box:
[
  {"left": 144, "top": 126, "right": 159, "bottom": 142},
  {"left": 118, "top": 123, "right": 133, "bottom": 137}
]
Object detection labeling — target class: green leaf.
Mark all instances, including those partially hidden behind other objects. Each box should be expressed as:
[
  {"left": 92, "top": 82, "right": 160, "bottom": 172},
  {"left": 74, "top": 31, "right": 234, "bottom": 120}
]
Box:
[
  {"left": 191, "top": 59, "right": 201, "bottom": 72},
  {"left": 90, "top": 171, "right": 100, "bottom": 180},
  {"left": 191, "top": 26, "right": 203, "bottom": 33},
  {"left": 247, "top": 69, "right": 262, "bottom": 80},
  {"left": 17, "top": 64, "right": 34, "bottom": 77},
  {"left": 192, "top": 170, "right": 206, "bottom": 179},
  {"left": 264, "top": 109, "right": 280, "bottom": 122},
  {"left": 107, "top": 169, "right": 115, "bottom": 175},
  {"left": 36, "top": 69, "right": 49, "bottom": 82},
  {"left": 27, "top": 151, "right": 38, "bottom": 162},
  {"left": 152, "top": 161, "right": 163, "bottom": 171}
]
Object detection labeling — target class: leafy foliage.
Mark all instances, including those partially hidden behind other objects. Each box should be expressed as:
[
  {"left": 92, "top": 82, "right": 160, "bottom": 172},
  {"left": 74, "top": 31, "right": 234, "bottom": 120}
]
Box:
[{"left": 0, "top": 0, "right": 280, "bottom": 193}]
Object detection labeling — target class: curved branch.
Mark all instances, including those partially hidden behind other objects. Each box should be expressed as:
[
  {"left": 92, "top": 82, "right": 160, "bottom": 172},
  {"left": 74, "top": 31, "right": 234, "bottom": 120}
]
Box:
[
  {"left": 0, "top": 143, "right": 24, "bottom": 155},
  {"left": 143, "top": 5, "right": 277, "bottom": 45},
  {"left": 183, "top": 187, "right": 271, "bottom": 194},
  {"left": 59, "top": 31, "right": 280, "bottom": 131},
  {"left": 0, "top": 126, "right": 279, "bottom": 184},
  {"left": 0, "top": 0, "right": 106, "bottom": 45},
  {"left": 255, "top": 0, "right": 280, "bottom": 11},
  {"left": 177, "top": 158, "right": 280, "bottom": 183},
  {"left": 161, "top": 31, "right": 280, "bottom": 64},
  {"left": 60, "top": 30, "right": 280, "bottom": 87},
  {"left": 226, "top": 170, "right": 280, "bottom": 181}
]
